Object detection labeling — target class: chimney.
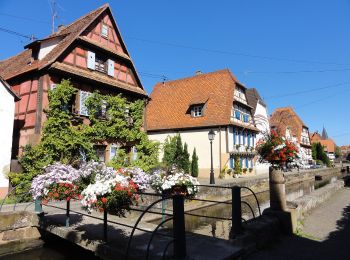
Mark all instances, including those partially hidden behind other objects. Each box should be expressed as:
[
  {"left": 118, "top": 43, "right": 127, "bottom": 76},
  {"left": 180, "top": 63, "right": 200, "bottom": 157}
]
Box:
[
  {"left": 195, "top": 70, "right": 202, "bottom": 75},
  {"left": 57, "top": 25, "right": 65, "bottom": 32}
]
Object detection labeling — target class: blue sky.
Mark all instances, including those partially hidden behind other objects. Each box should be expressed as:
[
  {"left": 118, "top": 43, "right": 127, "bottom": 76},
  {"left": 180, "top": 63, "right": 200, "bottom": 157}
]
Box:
[{"left": 1, "top": 1, "right": 349, "bottom": 145}]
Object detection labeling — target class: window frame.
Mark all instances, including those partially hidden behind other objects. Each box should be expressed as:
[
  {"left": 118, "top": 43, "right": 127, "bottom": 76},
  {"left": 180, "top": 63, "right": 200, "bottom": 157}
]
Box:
[
  {"left": 101, "top": 24, "right": 109, "bottom": 38},
  {"left": 191, "top": 105, "right": 204, "bottom": 117}
]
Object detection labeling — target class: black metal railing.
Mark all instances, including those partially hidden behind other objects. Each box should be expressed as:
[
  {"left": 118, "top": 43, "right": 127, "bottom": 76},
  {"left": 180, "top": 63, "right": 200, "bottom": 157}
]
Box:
[{"left": 0, "top": 183, "right": 262, "bottom": 259}]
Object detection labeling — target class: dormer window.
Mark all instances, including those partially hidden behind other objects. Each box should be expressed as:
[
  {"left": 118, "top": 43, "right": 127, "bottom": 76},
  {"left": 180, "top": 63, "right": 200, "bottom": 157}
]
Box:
[
  {"left": 101, "top": 24, "right": 108, "bottom": 38},
  {"left": 191, "top": 105, "right": 203, "bottom": 117}
]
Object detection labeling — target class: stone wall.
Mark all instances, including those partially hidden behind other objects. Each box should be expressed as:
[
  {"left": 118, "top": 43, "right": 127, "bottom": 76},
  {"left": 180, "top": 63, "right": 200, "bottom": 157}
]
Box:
[{"left": 0, "top": 211, "right": 43, "bottom": 256}]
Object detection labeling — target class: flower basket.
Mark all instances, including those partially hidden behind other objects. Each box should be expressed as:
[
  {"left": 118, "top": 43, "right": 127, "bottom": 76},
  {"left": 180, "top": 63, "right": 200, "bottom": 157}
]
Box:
[
  {"left": 162, "top": 185, "right": 189, "bottom": 197},
  {"left": 81, "top": 167, "right": 142, "bottom": 216},
  {"left": 42, "top": 182, "right": 80, "bottom": 204},
  {"left": 150, "top": 166, "right": 200, "bottom": 198},
  {"left": 30, "top": 163, "right": 82, "bottom": 202}
]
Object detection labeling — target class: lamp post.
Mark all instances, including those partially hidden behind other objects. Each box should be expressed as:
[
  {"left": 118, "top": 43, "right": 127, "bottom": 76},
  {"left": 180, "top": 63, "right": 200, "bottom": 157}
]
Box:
[{"left": 208, "top": 129, "right": 216, "bottom": 184}]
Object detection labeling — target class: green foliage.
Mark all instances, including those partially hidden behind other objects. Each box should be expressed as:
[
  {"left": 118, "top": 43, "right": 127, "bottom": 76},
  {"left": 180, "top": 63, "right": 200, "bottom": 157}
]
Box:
[
  {"left": 162, "top": 136, "right": 177, "bottom": 167},
  {"left": 10, "top": 79, "right": 159, "bottom": 197},
  {"left": 85, "top": 91, "right": 159, "bottom": 171},
  {"left": 312, "top": 142, "right": 331, "bottom": 167},
  {"left": 182, "top": 143, "right": 191, "bottom": 174},
  {"left": 234, "top": 155, "right": 242, "bottom": 175},
  {"left": 335, "top": 146, "right": 342, "bottom": 159},
  {"left": 191, "top": 148, "right": 199, "bottom": 177},
  {"left": 162, "top": 134, "right": 191, "bottom": 173}
]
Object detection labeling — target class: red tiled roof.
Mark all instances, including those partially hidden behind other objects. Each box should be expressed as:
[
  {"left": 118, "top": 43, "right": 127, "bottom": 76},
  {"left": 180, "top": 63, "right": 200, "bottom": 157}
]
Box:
[
  {"left": 319, "top": 139, "right": 336, "bottom": 153},
  {"left": 146, "top": 69, "right": 256, "bottom": 131},
  {"left": 0, "top": 4, "right": 108, "bottom": 80},
  {"left": 269, "top": 106, "right": 309, "bottom": 143}
]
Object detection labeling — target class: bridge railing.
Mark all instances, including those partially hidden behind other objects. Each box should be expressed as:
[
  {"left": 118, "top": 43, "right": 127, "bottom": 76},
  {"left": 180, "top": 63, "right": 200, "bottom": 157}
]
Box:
[{"left": 0, "top": 183, "right": 261, "bottom": 259}]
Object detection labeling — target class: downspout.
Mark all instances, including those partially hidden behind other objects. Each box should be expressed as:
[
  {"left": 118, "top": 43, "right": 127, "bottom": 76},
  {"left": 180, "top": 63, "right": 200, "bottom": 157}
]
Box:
[{"left": 219, "top": 127, "right": 222, "bottom": 174}]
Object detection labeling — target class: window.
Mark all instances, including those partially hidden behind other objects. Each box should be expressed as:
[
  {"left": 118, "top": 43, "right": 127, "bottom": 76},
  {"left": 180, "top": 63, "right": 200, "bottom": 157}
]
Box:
[
  {"left": 79, "top": 91, "right": 92, "bottom": 116},
  {"left": 50, "top": 84, "right": 57, "bottom": 91},
  {"left": 191, "top": 105, "right": 203, "bottom": 117},
  {"left": 95, "top": 55, "right": 107, "bottom": 73},
  {"left": 98, "top": 100, "right": 108, "bottom": 118},
  {"left": 101, "top": 24, "right": 108, "bottom": 38},
  {"left": 131, "top": 146, "right": 137, "bottom": 161},
  {"left": 109, "top": 144, "right": 118, "bottom": 160},
  {"left": 94, "top": 145, "right": 106, "bottom": 162}
]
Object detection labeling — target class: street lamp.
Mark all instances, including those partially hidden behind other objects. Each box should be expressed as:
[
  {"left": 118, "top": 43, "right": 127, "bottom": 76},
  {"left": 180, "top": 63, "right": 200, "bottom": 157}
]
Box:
[{"left": 208, "top": 129, "right": 216, "bottom": 184}]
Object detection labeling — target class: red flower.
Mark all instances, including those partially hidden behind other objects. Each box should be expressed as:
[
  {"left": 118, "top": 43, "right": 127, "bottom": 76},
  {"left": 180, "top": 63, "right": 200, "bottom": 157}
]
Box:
[{"left": 101, "top": 197, "right": 108, "bottom": 204}]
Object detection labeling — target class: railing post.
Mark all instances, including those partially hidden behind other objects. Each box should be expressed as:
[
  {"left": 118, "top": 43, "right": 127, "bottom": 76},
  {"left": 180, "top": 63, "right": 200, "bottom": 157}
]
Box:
[
  {"left": 103, "top": 209, "right": 108, "bottom": 242},
  {"left": 173, "top": 195, "right": 186, "bottom": 258},
  {"left": 66, "top": 200, "right": 70, "bottom": 227},
  {"left": 34, "top": 199, "right": 43, "bottom": 214},
  {"left": 230, "top": 186, "right": 242, "bottom": 238}
]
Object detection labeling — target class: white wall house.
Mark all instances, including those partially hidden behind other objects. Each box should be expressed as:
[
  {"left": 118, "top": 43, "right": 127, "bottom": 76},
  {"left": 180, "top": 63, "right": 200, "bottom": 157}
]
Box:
[
  {"left": 245, "top": 88, "right": 270, "bottom": 175},
  {"left": 146, "top": 69, "right": 259, "bottom": 178},
  {"left": 0, "top": 77, "right": 20, "bottom": 198}
]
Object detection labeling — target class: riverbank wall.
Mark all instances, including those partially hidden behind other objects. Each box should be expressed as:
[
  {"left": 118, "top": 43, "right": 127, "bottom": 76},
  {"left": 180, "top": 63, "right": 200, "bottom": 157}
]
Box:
[{"left": 0, "top": 211, "right": 42, "bottom": 257}]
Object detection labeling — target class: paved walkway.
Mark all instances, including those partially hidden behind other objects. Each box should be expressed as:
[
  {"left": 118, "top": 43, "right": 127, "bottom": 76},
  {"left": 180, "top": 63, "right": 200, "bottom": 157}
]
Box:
[{"left": 247, "top": 187, "right": 350, "bottom": 259}]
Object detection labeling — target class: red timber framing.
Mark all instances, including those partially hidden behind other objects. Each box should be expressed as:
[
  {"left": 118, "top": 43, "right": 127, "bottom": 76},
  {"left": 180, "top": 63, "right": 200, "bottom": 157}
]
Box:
[{"left": 0, "top": 4, "right": 147, "bottom": 161}]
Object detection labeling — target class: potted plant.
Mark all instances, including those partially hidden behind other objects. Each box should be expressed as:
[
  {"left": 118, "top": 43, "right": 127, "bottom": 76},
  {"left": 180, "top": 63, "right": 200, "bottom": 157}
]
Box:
[
  {"left": 233, "top": 155, "right": 242, "bottom": 178},
  {"left": 242, "top": 168, "right": 247, "bottom": 174},
  {"left": 249, "top": 168, "right": 253, "bottom": 173},
  {"left": 80, "top": 166, "right": 147, "bottom": 216},
  {"left": 149, "top": 166, "right": 200, "bottom": 198},
  {"left": 30, "top": 163, "right": 83, "bottom": 204},
  {"left": 256, "top": 130, "right": 298, "bottom": 210}
]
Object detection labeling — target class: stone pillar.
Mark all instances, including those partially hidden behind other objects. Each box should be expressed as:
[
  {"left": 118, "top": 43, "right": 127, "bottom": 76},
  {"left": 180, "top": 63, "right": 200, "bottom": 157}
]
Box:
[{"left": 269, "top": 167, "right": 287, "bottom": 211}]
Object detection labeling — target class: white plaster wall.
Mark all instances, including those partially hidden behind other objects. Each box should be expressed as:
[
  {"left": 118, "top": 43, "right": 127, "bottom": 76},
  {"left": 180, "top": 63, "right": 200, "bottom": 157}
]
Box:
[
  {"left": 38, "top": 37, "right": 60, "bottom": 60},
  {"left": 0, "top": 83, "right": 15, "bottom": 188},
  {"left": 148, "top": 128, "right": 225, "bottom": 171},
  {"left": 254, "top": 102, "right": 270, "bottom": 174}
]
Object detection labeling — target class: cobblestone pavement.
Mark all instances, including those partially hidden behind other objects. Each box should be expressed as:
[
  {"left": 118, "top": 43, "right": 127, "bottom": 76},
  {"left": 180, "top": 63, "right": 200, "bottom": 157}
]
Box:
[{"left": 246, "top": 187, "right": 350, "bottom": 259}]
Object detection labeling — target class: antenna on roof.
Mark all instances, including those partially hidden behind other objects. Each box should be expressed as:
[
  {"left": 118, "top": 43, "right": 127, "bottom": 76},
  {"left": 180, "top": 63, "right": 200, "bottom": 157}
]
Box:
[{"left": 49, "top": 0, "right": 58, "bottom": 34}]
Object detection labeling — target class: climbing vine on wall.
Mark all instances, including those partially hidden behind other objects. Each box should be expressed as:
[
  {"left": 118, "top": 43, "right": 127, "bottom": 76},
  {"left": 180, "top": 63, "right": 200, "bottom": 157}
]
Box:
[{"left": 9, "top": 79, "right": 159, "bottom": 197}]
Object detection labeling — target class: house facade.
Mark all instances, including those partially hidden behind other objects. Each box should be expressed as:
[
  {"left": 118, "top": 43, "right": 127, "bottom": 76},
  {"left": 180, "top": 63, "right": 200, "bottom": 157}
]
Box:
[
  {"left": 146, "top": 69, "right": 259, "bottom": 178},
  {"left": 311, "top": 131, "right": 336, "bottom": 162},
  {"left": 0, "top": 77, "right": 20, "bottom": 198},
  {"left": 245, "top": 88, "right": 270, "bottom": 174},
  {"left": 269, "top": 107, "right": 312, "bottom": 166},
  {"left": 0, "top": 4, "right": 147, "bottom": 166}
]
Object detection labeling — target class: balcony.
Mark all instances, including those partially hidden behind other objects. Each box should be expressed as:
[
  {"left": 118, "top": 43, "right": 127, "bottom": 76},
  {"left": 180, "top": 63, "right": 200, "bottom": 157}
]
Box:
[{"left": 230, "top": 145, "right": 256, "bottom": 156}]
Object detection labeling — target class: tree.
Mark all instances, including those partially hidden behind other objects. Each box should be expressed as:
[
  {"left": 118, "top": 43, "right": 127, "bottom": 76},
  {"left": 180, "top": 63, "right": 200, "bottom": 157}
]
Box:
[
  {"left": 335, "top": 146, "right": 342, "bottom": 159},
  {"left": 234, "top": 155, "right": 242, "bottom": 175},
  {"left": 312, "top": 142, "right": 330, "bottom": 166},
  {"left": 191, "top": 148, "right": 199, "bottom": 177},
  {"left": 182, "top": 143, "right": 191, "bottom": 174},
  {"left": 162, "top": 136, "right": 177, "bottom": 167},
  {"left": 173, "top": 134, "right": 184, "bottom": 165}
]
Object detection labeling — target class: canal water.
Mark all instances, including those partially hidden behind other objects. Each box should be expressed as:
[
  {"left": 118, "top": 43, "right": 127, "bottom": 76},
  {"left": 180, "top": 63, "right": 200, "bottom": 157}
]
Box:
[
  {"left": 181, "top": 174, "right": 340, "bottom": 239},
  {"left": 0, "top": 233, "right": 100, "bottom": 260}
]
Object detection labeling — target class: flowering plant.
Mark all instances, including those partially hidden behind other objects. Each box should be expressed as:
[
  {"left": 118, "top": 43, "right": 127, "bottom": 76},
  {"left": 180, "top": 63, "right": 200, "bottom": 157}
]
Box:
[
  {"left": 30, "top": 163, "right": 81, "bottom": 200},
  {"left": 256, "top": 130, "right": 299, "bottom": 168},
  {"left": 42, "top": 183, "right": 80, "bottom": 204},
  {"left": 80, "top": 166, "right": 141, "bottom": 215},
  {"left": 149, "top": 166, "right": 200, "bottom": 197},
  {"left": 120, "top": 167, "right": 151, "bottom": 192}
]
